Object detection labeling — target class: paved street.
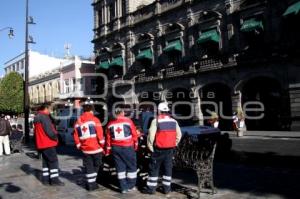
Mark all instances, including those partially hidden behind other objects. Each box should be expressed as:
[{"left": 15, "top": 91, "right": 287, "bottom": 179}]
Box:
[{"left": 1, "top": 134, "right": 300, "bottom": 199}]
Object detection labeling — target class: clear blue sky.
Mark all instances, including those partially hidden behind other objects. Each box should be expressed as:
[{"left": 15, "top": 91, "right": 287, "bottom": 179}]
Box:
[{"left": 0, "top": 0, "right": 93, "bottom": 76}]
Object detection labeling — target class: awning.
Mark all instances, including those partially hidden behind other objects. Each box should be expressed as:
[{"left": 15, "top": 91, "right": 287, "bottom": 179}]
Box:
[
  {"left": 163, "top": 39, "right": 182, "bottom": 53},
  {"left": 283, "top": 1, "right": 300, "bottom": 16},
  {"left": 136, "top": 48, "right": 153, "bottom": 61},
  {"left": 240, "top": 18, "right": 264, "bottom": 32},
  {"left": 109, "top": 56, "right": 123, "bottom": 67},
  {"left": 97, "top": 60, "right": 109, "bottom": 70},
  {"left": 197, "top": 29, "right": 220, "bottom": 44}
]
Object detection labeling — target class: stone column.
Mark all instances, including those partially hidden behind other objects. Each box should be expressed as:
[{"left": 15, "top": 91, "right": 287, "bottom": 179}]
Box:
[
  {"left": 155, "top": 0, "right": 161, "bottom": 15},
  {"left": 114, "top": 0, "right": 121, "bottom": 30},
  {"left": 103, "top": 1, "right": 108, "bottom": 35},
  {"left": 125, "top": 30, "right": 134, "bottom": 74},
  {"left": 289, "top": 85, "right": 300, "bottom": 131},
  {"left": 155, "top": 19, "right": 163, "bottom": 68},
  {"left": 191, "top": 87, "right": 204, "bottom": 125},
  {"left": 232, "top": 90, "right": 242, "bottom": 113},
  {"left": 187, "top": 7, "right": 194, "bottom": 48}
]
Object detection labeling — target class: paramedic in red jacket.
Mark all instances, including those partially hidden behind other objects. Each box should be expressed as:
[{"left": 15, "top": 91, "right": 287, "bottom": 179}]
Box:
[
  {"left": 142, "top": 102, "right": 182, "bottom": 195},
  {"left": 73, "top": 102, "right": 105, "bottom": 191},
  {"left": 33, "top": 104, "right": 64, "bottom": 186},
  {"left": 106, "top": 107, "right": 138, "bottom": 193}
]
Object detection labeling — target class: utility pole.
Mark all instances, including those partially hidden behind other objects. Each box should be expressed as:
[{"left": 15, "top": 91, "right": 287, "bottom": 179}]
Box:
[{"left": 24, "top": 0, "right": 36, "bottom": 143}]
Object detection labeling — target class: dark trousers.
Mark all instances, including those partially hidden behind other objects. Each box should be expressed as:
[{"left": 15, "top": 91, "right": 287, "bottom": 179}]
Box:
[
  {"left": 112, "top": 146, "right": 137, "bottom": 191},
  {"left": 83, "top": 153, "right": 102, "bottom": 189},
  {"left": 146, "top": 148, "right": 174, "bottom": 193},
  {"left": 41, "top": 147, "right": 59, "bottom": 184}
]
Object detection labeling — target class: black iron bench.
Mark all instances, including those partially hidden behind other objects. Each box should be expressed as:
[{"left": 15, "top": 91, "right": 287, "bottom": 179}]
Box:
[
  {"left": 173, "top": 133, "right": 219, "bottom": 198},
  {"left": 98, "top": 131, "right": 219, "bottom": 198}
]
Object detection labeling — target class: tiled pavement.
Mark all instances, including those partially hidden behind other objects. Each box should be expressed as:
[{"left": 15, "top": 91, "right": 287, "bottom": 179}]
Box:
[{"left": 1, "top": 145, "right": 300, "bottom": 199}]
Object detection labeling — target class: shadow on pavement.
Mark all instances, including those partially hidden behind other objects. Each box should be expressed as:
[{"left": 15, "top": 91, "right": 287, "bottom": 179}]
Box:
[
  {"left": 59, "top": 168, "right": 86, "bottom": 189},
  {"left": 173, "top": 150, "right": 300, "bottom": 199},
  {"left": 0, "top": 182, "right": 22, "bottom": 193},
  {"left": 213, "top": 160, "right": 300, "bottom": 199},
  {"left": 20, "top": 164, "right": 42, "bottom": 184}
]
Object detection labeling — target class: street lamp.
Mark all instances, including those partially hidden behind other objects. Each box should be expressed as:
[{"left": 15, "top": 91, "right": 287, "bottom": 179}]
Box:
[
  {"left": 24, "top": 0, "right": 36, "bottom": 143},
  {"left": 0, "top": 27, "right": 14, "bottom": 39}
]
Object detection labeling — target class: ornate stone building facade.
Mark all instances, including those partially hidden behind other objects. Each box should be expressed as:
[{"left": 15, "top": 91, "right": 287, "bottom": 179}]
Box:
[
  {"left": 29, "top": 56, "right": 96, "bottom": 107},
  {"left": 29, "top": 68, "right": 60, "bottom": 105},
  {"left": 92, "top": 0, "right": 300, "bottom": 131}
]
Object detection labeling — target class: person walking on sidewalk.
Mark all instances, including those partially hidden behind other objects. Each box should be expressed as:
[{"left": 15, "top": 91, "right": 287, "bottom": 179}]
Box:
[
  {"left": 142, "top": 102, "right": 182, "bottom": 195},
  {"left": 33, "top": 104, "right": 64, "bottom": 186},
  {"left": 0, "top": 114, "right": 12, "bottom": 156},
  {"left": 73, "top": 101, "right": 105, "bottom": 191},
  {"left": 105, "top": 107, "right": 138, "bottom": 193}
]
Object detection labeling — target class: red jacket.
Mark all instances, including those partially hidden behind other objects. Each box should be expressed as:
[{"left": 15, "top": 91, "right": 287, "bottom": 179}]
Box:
[
  {"left": 73, "top": 112, "right": 105, "bottom": 154},
  {"left": 33, "top": 111, "right": 58, "bottom": 150},
  {"left": 155, "top": 114, "right": 177, "bottom": 149},
  {"left": 106, "top": 116, "right": 138, "bottom": 152}
]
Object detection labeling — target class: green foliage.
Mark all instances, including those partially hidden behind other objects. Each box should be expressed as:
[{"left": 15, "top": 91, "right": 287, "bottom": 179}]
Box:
[{"left": 0, "top": 72, "right": 24, "bottom": 114}]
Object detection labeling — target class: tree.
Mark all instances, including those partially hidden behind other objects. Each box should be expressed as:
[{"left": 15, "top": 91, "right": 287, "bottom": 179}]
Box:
[{"left": 0, "top": 72, "right": 24, "bottom": 114}]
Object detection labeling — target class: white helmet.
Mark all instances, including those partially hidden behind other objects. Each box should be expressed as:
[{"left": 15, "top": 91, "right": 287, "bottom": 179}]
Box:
[{"left": 158, "top": 102, "right": 169, "bottom": 112}]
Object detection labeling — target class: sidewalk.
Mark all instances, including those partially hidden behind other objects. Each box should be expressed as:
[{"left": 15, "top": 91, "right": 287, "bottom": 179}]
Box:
[{"left": 1, "top": 146, "right": 300, "bottom": 199}]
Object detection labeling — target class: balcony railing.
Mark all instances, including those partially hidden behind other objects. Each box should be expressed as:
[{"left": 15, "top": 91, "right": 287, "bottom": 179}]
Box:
[
  {"left": 165, "top": 67, "right": 185, "bottom": 78},
  {"left": 59, "top": 90, "right": 84, "bottom": 99},
  {"left": 196, "top": 58, "right": 223, "bottom": 72},
  {"left": 108, "top": 56, "right": 237, "bottom": 86}
]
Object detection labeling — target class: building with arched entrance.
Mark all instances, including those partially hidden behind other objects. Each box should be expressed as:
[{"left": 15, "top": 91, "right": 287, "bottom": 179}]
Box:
[{"left": 92, "top": 0, "right": 300, "bottom": 131}]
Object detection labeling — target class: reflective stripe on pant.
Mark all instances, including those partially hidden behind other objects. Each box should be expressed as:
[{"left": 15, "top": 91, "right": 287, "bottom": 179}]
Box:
[
  {"left": 147, "top": 148, "right": 174, "bottom": 193},
  {"left": 0, "top": 135, "right": 11, "bottom": 156},
  {"left": 42, "top": 167, "right": 49, "bottom": 182},
  {"left": 83, "top": 153, "right": 102, "bottom": 189},
  {"left": 112, "top": 146, "right": 137, "bottom": 191},
  {"left": 41, "top": 147, "right": 59, "bottom": 184}
]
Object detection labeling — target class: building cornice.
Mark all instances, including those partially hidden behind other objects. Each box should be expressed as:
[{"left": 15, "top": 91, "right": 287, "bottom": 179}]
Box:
[{"left": 29, "top": 72, "right": 60, "bottom": 86}]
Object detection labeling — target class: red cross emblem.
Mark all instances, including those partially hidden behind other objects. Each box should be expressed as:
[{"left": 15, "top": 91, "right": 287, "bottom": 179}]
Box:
[
  {"left": 82, "top": 126, "right": 88, "bottom": 133},
  {"left": 115, "top": 127, "right": 123, "bottom": 134}
]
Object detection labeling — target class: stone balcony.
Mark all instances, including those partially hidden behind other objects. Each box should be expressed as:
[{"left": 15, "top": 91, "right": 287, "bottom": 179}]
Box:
[
  {"left": 196, "top": 58, "right": 223, "bottom": 72},
  {"left": 59, "top": 90, "right": 84, "bottom": 99},
  {"left": 102, "top": 56, "right": 237, "bottom": 88}
]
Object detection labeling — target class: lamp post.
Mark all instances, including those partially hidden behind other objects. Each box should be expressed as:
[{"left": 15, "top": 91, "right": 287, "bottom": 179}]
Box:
[
  {"left": 24, "top": 0, "right": 36, "bottom": 144},
  {"left": 0, "top": 27, "right": 14, "bottom": 38}
]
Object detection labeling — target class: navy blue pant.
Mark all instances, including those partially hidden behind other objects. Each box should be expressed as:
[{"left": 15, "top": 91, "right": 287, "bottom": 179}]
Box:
[
  {"left": 83, "top": 153, "right": 102, "bottom": 189},
  {"left": 112, "top": 146, "right": 137, "bottom": 191},
  {"left": 146, "top": 148, "right": 174, "bottom": 193},
  {"left": 41, "top": 147, "right": 60, "bottom": 184}
]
